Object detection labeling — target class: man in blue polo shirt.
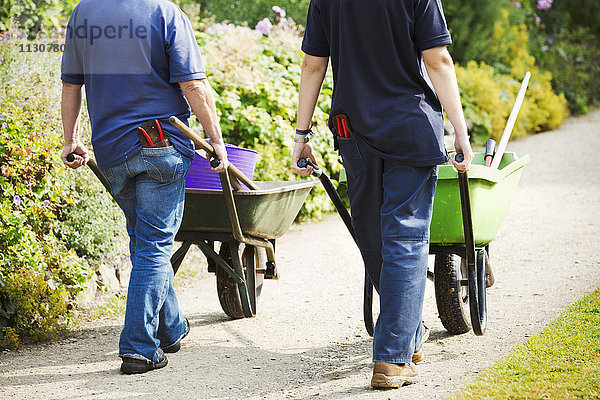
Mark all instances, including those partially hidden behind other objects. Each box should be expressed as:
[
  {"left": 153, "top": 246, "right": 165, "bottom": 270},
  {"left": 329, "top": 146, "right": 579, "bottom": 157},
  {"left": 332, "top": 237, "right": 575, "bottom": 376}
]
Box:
[
  {"left": 60, "top": 0, "right": 228, "bottom": 374},
  {"left": 292, "top": 0, "right": 474, "bottom": 388}
]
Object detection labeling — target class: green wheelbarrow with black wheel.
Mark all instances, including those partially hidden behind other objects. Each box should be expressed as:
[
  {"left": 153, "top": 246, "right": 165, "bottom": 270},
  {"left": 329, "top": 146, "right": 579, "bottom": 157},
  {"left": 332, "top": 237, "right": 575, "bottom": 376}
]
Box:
[
  {"left": 363, "top": 152, "right": 529, "bottom": 336},
  {"left": 301, "top": 150, "right": 529, "bottom": 337}
]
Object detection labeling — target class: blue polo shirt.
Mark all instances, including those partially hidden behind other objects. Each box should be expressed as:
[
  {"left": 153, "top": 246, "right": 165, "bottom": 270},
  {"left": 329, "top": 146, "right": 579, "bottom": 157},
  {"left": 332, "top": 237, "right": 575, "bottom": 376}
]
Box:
[
  {"left": 61, "top": 0, "right": 205, "bottom": 169},
  {"left": 302, "top": 0, "right": 452, "bottom": 165}
]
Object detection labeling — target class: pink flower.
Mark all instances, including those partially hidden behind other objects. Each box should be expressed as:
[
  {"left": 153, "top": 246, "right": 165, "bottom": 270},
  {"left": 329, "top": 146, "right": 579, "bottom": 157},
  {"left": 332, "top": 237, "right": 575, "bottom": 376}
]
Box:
[
  {"left": 272, "top": 6, "right": 286, "bottom": 18},
  {"left": 513, "top": 1, "right": 522, "bottom": 8},
  {"left": 535, "top": 15, "right": 542, "bottom": 24},
  {"left": 537, "top": 0, "right": 553, "bottom": 10},
  {"left": 582, "top": 44, "right": 587, "bottom": 50},
  {"left": 255, "top": 18, "right": 273, "bottom": 36}
]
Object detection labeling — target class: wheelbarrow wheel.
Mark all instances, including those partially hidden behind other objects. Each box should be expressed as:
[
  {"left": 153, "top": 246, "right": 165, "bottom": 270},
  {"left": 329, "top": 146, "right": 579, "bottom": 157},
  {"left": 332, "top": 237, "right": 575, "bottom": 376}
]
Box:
[
  {"left": 469, "top": 249, "right": 488, "bottom": 336},
  {"left": 434, "top": 253, "right": 472, "bottom": 334},
  {"left": 216, "top": 242, "right": 266, "bottom": 319}
]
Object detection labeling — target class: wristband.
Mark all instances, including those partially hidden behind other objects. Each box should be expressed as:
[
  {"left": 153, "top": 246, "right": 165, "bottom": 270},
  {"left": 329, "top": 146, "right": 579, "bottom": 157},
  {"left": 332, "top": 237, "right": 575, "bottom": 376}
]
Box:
[{"left": 294, "top": 135, "right": 310, "bottom": 143}]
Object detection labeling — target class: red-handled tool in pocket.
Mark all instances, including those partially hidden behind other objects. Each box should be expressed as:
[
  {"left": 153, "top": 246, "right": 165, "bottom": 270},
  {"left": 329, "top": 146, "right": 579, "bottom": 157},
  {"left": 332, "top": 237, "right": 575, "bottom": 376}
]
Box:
[
  {"left": 137, "top": 119, "right": 170, "bottom": 148},
  {"left": 333, "top": 114, "right": 352, "bottom": 138}
]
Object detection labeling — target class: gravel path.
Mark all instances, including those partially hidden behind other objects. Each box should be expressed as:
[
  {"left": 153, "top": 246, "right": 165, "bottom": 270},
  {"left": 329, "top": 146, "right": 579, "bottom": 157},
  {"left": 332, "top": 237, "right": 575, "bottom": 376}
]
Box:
[{"left": 1, "top": 110, "right": 599, "bottom": 400}]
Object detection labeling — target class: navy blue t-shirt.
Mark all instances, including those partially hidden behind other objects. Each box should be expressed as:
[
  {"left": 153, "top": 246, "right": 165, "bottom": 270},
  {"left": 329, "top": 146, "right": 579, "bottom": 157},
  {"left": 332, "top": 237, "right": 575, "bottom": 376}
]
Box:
[
  {"left": 61, "top": 0, "right": 206, "bottom": 169},
  {"left": 302, "top": 0, "right": 452, "bottom": 165}
]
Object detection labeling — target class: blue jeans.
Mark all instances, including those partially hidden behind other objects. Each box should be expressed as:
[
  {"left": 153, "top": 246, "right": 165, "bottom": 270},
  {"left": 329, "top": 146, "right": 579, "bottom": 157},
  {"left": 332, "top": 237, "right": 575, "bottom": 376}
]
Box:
[
  {"left": 102, "top": 146, "right": 192, "bottom": 362},
  {"left": 338, "top": 136, "right": 437, "bottom": 364}
]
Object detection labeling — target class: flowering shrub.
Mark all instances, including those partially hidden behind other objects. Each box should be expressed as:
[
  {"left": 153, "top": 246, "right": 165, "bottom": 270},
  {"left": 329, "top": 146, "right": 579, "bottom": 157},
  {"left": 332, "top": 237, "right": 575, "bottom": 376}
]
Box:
[
  {"left": 185, "top": 0, "right": 309, "bottom": 26},
  {"left": 527, "top": 0, "right": 600, "bottom": 114},
  {"left": 536, "top": 0, "right": 553, "bottom": 10},
  {"left": 455, "top": 60, "right": 567, "bottom": 144},
  {"left": 0, "top": 31, "right": 124, "bottom": 347},
  {"left": 198, "top": 20, "right": 339, "bottom": 219}
]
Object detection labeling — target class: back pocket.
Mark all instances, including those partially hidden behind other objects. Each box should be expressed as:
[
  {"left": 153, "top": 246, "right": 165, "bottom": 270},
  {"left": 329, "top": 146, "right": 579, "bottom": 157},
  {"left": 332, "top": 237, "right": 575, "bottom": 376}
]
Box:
[
  {"left": 141, "top": 147, "right": 184, "bottom": 183},
  {"left": 337, "top": 137, "right": 367, "bottom": 179}
]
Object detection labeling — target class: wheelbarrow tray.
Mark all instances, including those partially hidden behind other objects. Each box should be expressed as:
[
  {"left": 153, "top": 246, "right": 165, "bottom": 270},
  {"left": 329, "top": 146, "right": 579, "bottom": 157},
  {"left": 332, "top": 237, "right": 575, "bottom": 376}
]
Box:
[
  {"left": 179, "top": 180, "right": 317, "bottom": 239},
  {"left": 430, "top": 152, "right": 530, "bottom": 247}
]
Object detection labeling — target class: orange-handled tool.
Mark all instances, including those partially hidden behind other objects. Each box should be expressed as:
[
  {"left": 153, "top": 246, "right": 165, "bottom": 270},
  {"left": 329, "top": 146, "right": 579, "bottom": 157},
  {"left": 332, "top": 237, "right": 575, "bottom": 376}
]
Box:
[{"left": 485, "top": 139, "right": 496, "bottom": 167}]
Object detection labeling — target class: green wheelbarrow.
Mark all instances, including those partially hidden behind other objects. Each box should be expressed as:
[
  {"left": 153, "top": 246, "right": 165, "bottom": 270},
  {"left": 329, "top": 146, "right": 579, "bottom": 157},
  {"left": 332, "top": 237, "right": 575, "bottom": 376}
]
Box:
[
  {"left": 301, "top": 150, "right": 529, "bottom": 337},
  {"left": 426, "top": 151, "right": 530, "bottom": 336},
  {"left": 164, "top": 116, "right": 318, "bottom": 320},
  {"left": 171, "top": 179, "right": 317, "bottom": 319}
]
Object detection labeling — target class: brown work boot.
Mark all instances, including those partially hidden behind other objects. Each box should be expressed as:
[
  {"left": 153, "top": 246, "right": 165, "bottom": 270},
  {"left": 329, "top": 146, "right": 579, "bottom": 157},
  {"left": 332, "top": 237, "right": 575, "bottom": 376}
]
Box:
[
  {"left": 412, "top": 321, "right": 430, "bottom": 364},
  {"left": 412, "top": 345, "right": 425, "bottom": 364},
  {"left": 371, "top": 362, "right": 418, "bottom": 388}
]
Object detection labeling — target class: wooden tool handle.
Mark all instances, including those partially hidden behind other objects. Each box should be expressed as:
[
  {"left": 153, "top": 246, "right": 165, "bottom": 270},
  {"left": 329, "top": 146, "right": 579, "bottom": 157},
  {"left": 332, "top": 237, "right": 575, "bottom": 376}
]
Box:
[{"left": 170, "top": 116, "right": 259, "bottom": 191}]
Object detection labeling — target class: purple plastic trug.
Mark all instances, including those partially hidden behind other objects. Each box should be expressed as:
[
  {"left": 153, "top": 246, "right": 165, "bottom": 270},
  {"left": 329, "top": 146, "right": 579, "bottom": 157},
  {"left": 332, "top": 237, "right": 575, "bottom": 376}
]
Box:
[{"left": 185, "top": 144, "right": 259, "bottom": 190}]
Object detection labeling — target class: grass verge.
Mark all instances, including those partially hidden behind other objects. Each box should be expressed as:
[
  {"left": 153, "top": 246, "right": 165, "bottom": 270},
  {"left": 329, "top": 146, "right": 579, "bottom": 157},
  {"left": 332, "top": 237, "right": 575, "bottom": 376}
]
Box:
[{"left": 449, "top": 288, "right": 600, "bottom": 399}]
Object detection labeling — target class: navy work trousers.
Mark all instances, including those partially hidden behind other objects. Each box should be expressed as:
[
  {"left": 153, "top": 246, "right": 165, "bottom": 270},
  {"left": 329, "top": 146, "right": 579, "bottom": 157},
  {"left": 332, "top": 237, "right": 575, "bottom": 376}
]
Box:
[{"left": 338, "top": 136, "right": 438, "bottom": 364}]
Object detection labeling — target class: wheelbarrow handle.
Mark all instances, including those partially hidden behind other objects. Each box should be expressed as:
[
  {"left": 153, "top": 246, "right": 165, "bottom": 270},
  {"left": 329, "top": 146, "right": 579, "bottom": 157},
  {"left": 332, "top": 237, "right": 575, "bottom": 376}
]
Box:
[
  {"left": 67, "top": 153, "right": 112, "bottom": 194},
  {"left": 169, "top": 116, "right": 259, "bottom": 191},
  {"left": 297, "top": 157, "right": 323, "bottom": 178},
  {"left": 298, "top": 158, "right": 356, "bottom": 243}
]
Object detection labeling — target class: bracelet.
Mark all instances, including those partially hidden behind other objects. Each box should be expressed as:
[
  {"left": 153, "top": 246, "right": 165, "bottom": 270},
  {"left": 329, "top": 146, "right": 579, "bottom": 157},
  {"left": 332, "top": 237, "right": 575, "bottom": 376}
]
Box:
[
  {"left": 294, "top": 135, "right": 310, "bottom": 143},
  {"left": 295, "top": 126, "right": 313, "bottom": 136}
]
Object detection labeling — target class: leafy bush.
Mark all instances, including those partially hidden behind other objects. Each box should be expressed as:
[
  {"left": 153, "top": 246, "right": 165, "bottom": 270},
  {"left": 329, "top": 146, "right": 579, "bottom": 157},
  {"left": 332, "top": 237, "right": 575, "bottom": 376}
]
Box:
[
  {"left": 444, "top": 0, "right": 508, "bottom": 65},
  {"left": 445, "top": 0, "right": 599, "bottom": 115},
  {"left": 0, "top": 0, "right": 62, "bottom": 38},
  {"left": 527, "top": 0, "right": 600, "bottom": 114},
  {"left": 197, "top": 20, "right": 340, "bottom": 219},
  {"left": 455, "top": 61, "right": 567, "bottom": 144},
  {"left": 0, "top": 31, "right": 124, "bottom": 347}
]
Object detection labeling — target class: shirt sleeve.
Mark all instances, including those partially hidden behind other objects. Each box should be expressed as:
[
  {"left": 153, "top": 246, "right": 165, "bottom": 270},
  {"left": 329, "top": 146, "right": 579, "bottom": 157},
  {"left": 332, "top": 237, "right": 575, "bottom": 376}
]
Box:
[
  {"left": 413, "top": 0, "right": 452, "bottom": 51},
  {"left": 60, "top": 11, "right": 84, "bottom": 85},
  {"left": 165, "top": 7, "right": 207, "bottom": 83},
  {"left": 301, "top": 0, "right": 330, "bottom": 57}
]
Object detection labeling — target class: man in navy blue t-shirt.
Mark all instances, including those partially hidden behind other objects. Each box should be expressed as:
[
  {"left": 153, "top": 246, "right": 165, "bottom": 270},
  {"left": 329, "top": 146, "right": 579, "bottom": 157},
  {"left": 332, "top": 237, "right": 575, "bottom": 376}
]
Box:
[
  {"left": 292, "top": 0, "right": 474, "bottom": 388},
  {"left": 60, "top": 0, "right": 228, "bottom": 374}
]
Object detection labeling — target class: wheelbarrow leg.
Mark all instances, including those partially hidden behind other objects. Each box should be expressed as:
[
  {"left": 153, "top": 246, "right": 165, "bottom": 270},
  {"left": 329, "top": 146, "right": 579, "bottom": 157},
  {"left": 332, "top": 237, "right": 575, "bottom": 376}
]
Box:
[
  {"left": 457, "top": 169, "right": 487, "bottom": 335},
  {"left": 228, "top": 242, "right": 255, "bottom": 318},
  {"left": 171, "top": 240, "right": 193, "bottom": 275}
]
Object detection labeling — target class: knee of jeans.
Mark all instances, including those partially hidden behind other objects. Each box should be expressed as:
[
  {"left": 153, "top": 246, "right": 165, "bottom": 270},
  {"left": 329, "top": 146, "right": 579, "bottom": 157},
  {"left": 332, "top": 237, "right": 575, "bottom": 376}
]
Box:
[
  {"left": 381, "top": 237, "right": 429, "bottom": 268},
  {"left": 381, "top": 216, "right": 431, "bottom": 241}
]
